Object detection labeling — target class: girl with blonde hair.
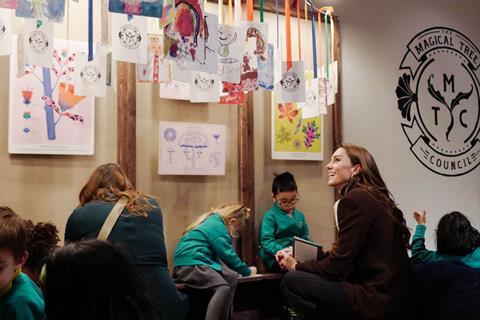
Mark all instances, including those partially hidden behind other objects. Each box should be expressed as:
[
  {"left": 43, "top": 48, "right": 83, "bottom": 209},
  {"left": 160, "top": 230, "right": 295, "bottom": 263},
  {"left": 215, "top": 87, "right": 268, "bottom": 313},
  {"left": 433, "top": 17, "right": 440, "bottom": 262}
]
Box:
[{"left": 173, "top": 204, "right": 257, "bottom": 320}]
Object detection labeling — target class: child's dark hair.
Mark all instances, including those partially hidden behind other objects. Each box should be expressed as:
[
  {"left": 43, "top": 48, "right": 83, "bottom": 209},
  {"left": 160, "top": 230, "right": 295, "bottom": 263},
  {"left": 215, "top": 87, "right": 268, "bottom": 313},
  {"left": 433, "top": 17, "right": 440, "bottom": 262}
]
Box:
[
  {"left": 436, "top": 211, "right": 480, "bottom": 256},
  {"left": 24, "top": 221, "right": 60, "bottom": 273},
  {"left": 44, "top": 240, "right": 161, "bottom": 320},
  {"left": 0, "top": 206, "right": 27, "bottom": 261},
  {"left": 272, "top": 172, "right": 298, "bottom": 195}
]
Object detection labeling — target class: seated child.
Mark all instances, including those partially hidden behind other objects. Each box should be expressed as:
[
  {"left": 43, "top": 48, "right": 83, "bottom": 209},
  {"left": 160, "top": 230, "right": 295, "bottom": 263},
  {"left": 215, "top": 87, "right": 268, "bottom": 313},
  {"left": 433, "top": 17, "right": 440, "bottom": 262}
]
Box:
[
  {"left": 412, "top": 210, "right": 480, "bottom": 268},
  {"left": 43, "top": 239, "right": 161, "bottom": 320},
  {"left": 173, "top": 204, "right": 257, "bottom": 320},
  {"left": 259, "top": 172, "right": 309, "bottom": 272},
  {"left": 23, "top": 221, "right": 60, "bottom": 287},
  {"left": 0, "top": 207, "right": 45, "bottom": 320}
]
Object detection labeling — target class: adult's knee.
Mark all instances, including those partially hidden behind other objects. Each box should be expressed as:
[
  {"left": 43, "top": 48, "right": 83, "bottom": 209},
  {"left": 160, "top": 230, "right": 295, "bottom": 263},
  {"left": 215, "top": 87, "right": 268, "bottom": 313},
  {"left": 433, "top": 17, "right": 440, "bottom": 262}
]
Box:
[{"left": 280, "top": 271, "right": 300, "bottom": 297}]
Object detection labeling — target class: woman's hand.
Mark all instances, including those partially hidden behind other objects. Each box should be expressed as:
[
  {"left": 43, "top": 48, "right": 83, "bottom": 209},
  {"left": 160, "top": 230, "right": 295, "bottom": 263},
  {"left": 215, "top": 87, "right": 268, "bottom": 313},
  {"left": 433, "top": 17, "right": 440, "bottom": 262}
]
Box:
[
  {"left": 413, "top": 210, "right": 427, "bottom": 225},
  {"left": 249, "top": 266, "right": 257, "bottom": 275},
  {"left": 275, "top": 247, "right": 293, "bottom": 264},
  {"left": 279, "top": 255, "right": 298, "bottom": 272}
]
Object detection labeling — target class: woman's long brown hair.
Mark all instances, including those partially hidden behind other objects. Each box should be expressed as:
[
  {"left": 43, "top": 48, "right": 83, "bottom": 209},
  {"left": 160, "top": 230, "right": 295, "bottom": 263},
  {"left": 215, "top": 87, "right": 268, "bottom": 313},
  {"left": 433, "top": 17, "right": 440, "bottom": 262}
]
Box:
[
  {"left": 340, "top": 144, "right": 411, "bottom": 248},
  {"left": 78, "top": 163, "right": 156, "bottom": 217}
]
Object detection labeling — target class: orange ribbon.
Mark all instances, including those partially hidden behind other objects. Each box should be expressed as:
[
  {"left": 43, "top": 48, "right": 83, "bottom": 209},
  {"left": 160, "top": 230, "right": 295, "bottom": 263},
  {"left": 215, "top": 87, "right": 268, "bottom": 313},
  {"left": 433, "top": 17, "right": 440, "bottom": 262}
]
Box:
[
  {"left": 247, "top": 0, "right": 253, "bottom": 21},
  {"left": 285, "top": 0, "right": 292, "bottom": 70}
]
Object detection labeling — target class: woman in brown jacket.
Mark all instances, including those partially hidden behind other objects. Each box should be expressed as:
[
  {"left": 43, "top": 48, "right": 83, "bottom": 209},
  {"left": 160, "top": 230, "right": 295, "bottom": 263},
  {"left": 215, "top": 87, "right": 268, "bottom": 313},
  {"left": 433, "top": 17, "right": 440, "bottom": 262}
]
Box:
[{"left": 278, "top": 144, "right": 414, "bottom": 319}]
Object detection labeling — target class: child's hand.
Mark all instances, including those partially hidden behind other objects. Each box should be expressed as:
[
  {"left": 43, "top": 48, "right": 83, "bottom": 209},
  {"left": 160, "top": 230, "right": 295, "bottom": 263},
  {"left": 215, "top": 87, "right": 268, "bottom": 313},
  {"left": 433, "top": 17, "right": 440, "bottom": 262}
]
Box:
[
  {"left": 275, "top": 248, "right": 290, "bottom": 264},
  {"left": 249, "top": 266, "right": 257, "bottom": 275},
  {"left": 413, "top": 210, "right": 427, "bottom": 225}
]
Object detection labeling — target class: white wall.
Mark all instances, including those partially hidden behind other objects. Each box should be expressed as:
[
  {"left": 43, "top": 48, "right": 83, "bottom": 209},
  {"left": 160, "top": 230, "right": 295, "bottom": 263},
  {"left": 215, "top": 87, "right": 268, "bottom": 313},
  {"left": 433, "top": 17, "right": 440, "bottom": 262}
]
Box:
[{"left": 333, "top": 0, "right": 480, "bottom": 248}]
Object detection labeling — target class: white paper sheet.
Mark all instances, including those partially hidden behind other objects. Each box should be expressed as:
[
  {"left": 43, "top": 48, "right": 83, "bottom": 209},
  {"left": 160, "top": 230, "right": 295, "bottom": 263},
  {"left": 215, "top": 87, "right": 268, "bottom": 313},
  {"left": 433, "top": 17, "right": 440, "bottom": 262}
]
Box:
[
  {"left": 0, "top": 8, "right": 12, "bottom": 56},
  {"left": 111, "top": 13, "right": 148, "bottom": 64},
  {"left": 190, "top": 71, "right": 219, "bottom": 103},
  {"left": 73, "top": 52, "right": 107, "bottom": 98},
  {"left": 159, "top": 80, "right": 190, "bottom": 100},
  {"left": 218, "top": 24, "right": 245, "bottom": 84},
  {"left": 277, "top": 61, "right": 306, "bottom": 103},
  {"left": 24, "top": 19, "right": 54, "bottom": 67}
]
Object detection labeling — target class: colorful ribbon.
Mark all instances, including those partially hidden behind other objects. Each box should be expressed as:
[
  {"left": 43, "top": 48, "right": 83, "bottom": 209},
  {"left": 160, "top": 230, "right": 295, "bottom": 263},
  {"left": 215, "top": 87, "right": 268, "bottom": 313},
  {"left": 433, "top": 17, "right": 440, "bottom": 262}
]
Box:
[
  {"left": 88, "top": 0, "right": 93, "bottom": 61},
  {"left": 247, "top": 0, "right": 253, "bottom": 21},
  {"left": 285, "top": 0, "right": 292, "bottom": 70},
  {"left": 260, "top": 0, "right": 264, "bottom": 22},
  {"left": 311, "top": 6, "right": 317, "bottom": 78},
  {"left": 324, "top": 11, "right": 329, "bottom": 79},
  {"left": 296, "top": 0, "right": 301, "bottom": 60}
]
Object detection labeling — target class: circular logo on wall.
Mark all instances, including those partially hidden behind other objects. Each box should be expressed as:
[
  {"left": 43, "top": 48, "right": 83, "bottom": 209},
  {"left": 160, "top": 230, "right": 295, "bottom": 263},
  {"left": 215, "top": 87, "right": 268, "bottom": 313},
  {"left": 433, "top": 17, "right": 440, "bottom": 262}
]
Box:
[
  {"left": 280, "top": 71, "right": 301, "bottom": 91},
  {"left": 396, "top": 27, "right": 480, "bottom": 176},
  {"left": 28, "top": 30, "right": 49, "bottom": 54},
  {"left": 118, "top": 24, "right": 142, "bottom": 49}
]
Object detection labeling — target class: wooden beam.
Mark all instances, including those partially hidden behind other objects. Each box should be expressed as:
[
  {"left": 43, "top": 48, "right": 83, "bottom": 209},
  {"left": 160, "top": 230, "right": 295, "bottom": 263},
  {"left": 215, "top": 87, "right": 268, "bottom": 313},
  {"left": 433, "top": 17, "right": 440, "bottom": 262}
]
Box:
[
  {"left": 332, "top": 19, "right": 342, "bottom": 151},
  {"left": 117, "top": 62, "right": 137, "bottom": 186},
  {"left": 238, "top": 91, "right": 256, "bottom": 265}
]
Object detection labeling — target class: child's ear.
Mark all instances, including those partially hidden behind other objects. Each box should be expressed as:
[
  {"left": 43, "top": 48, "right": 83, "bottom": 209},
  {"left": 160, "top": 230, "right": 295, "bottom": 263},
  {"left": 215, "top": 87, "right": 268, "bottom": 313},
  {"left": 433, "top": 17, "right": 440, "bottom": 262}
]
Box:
[
  {"left": 15, "top": 251, "right": 28, "bottom": 269},
  {"left": 229, "top": 218, "right": 237, "bottom": 226},
  {"left": 271, "top": 193, "right": 276, "bottom": 201}
]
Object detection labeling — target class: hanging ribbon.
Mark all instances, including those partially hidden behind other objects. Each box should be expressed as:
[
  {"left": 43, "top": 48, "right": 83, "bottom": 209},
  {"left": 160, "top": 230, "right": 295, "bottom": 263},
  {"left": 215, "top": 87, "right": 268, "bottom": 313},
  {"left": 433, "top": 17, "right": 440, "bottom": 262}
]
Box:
[
  {"left": 234, "top": 0, "right": 241, "bottom": 23},
  {"left": 318, "top": 11, "right": 322, "bottom": 70},
  {"left": 260, "top": 0, "right": 264, "bottom": 22},
  {"left": 275, "top": 0, "right": 279, "bottom": 49},
  {"left": 296, "top": 0, "right": 301, "bottom": 60},
  {"left": 218, "top": 0, "right": 223, "bottom": 23},
  {"left": 311, "top": 6, "right": 317, "bottom": 78},
  {"left": 324, "top": 11, "right": 329, "bottom": 79},
  {"left": 285, "top": 0, "right": 292, "bottom": 70},
  {"left": 88, "top": 0, "right": 93, "bottom": 61},
  {"left": 246, "top": 0, "right": 253, "bottom": 21},
  {"left": 228, "top": 0, "right": 233, "bottom": 25},
  {"left": 330, "top": 15, "right": 335, "bottom": 63}
]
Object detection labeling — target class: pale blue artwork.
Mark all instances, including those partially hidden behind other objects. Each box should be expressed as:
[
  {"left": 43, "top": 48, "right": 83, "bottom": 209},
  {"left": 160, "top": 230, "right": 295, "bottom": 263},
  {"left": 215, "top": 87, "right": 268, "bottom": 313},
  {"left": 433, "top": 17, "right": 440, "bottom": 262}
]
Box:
[
  {"left": 16, "top": 0, "right": 66, "bottom": 23},
  {"left": 109, "top": 0, "right": 163, "bottom": 18},
  {"left": 258, "top": 43, "right": 274, "bottom": 91}
]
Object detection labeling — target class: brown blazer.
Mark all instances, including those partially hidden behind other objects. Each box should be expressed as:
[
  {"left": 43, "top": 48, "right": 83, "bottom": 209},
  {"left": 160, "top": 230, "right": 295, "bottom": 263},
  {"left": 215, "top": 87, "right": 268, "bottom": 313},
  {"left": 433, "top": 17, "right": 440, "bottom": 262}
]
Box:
[{"left": 296, "top": 187, "right": 414, "bottom": 319}]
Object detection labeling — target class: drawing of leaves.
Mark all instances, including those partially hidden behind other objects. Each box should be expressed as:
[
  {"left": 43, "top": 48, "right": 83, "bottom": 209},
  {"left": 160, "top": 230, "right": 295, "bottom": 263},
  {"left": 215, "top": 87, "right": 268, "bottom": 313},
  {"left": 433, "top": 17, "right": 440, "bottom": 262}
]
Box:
[
  {"left": 395, "top": 73, "right": 417, "bottom": 121},
  {"left": 276, "top": 126, "right": 292, "bottom": 144},
  {"left": 278, "top": 103, "right": 299, "bottom": 123},
  {"left": 302, "top": 121, "right": 321, "bottom": 149},
  {"left": 427, "top": 75, "right": 448, "bottom": 108}
]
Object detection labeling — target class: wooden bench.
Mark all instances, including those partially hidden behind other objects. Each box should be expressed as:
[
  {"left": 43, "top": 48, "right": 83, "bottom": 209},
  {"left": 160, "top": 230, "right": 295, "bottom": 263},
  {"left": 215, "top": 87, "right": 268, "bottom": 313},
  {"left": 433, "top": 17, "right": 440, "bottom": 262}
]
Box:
[{"left": 176, "top": 273, "right": 285, "bottom": 320}]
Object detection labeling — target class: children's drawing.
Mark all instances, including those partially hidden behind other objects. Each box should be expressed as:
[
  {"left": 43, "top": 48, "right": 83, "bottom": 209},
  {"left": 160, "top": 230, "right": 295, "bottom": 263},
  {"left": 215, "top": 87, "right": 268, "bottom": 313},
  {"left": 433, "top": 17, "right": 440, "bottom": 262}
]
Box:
[
  {"left": 159, "top": 0, "right": 174, "bottom": 28},
  {"left": 112, "top": 13, "right": 148, "bottom": 64},
  {"left": 194, "top": 12, "right": 218, "bottom": 74},
  {"left": 243, "top": 21, "right": 268, "bottom": 61},
  {"left": 16, "top": 0, "right": 66, "bottom": 23},
  {"left": 158, "top": 121, "right": 225, "bottom": 175},
  {"left": 190, "top": 71, "right": 219, "bottom": 103},
  {"left": 258, "top": 43, "right": 273, "bottom": 90},
  {"left": 171, "top": 60, "right": 190, "bottom": 82},
  {"left": 318, "top": 77, "right": 334, "bottom": 108},
  {"left": 0, "top": 8, "right": 12, "bottom": 56},
  {"left": 298, "top": 78, "right": 320, "bottom": 118},
  {"left": 73, "top": 51, "right": 107, "bottom": 98},
  {"left": 277, "top": 61, "right": 306, "bottom": 103},
  {"left": 24, "top": 19, "right": 54, "bottom": 67},
  {"left": 109, "top": 0, "right": 163, "bottom": 18},
  {"left": 271, "top": 91, "right": 323, "bottom": 161},
  {"left": 238, "top": 38, "right": 258, "bottom": 91},
  {"left": 9, "top": 37, "right": 94, "bottom": 155},
  {"left": 219, "top": 91, "right": 244, "bottom": 105},
  {"left": 137, "top": 34, "right": 163, "bottom": 82},
  {"left": 218, "top": 24, "right": 245, "bottom": 84},
  {"left": 159, "top": 80, "right": 190, "bottom": 100},
  {"left": 163, "top": 0, "right": 204, "bottom": 66},
  {"left": 0, "top": 0, "right": 18, "bottom": 9}
]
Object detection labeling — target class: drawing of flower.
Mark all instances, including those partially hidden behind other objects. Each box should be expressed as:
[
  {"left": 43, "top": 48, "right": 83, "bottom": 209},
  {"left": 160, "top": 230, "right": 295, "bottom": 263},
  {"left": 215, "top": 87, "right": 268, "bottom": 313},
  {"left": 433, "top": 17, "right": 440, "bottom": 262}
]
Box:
[
  {"left": 302, "top": 121, "right": 321, "bottom": 149},
  {"left": 22, "top": 88, "right": 33, "bottom": 105},
  {"left": 58, "top": 83, "right": 85, "bottom": 111},
  {"left": 164, "top": 128, "right": 177, "bottom": 141},
  {"left": 395, "top": 73, "right": 417, "bottom": 122},
  {"left": 278, "top": 103, "right": 299, "bottom": 124}
]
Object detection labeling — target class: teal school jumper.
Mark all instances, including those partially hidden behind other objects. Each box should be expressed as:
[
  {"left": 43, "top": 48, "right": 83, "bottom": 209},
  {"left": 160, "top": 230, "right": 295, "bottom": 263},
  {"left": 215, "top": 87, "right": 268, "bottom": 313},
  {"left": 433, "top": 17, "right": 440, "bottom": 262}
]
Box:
[
  {"left": 411, "top": 224, "right": 480, "bottom": 268},
  {"left": 0, "top": 272, "right": 45, "bottom": 320},
  {"left": 259, "top": 202, "right": 309, "bottom": 269},
  {"left": 174, "top": 213, "right": 251, "bottom": 276}
]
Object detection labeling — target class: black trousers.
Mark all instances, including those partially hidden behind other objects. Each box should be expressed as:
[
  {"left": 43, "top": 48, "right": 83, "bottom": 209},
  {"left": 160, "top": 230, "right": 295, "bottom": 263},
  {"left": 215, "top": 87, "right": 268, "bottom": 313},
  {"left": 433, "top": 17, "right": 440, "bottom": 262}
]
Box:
[{"left": 280, "top": 271, "right": 353, "bottom": 320}]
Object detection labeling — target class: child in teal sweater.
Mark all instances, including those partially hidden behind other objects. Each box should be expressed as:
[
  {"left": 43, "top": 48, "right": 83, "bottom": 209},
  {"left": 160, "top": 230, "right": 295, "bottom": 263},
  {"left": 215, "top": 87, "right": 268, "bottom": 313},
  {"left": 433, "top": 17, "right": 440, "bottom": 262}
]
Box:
[
  {"left": 259, "top": 172, "right": 309, "bottom": 271},
  {"left": 173, "top": 204, "right": 256, "bottom": 320},
  {"left": 412, "top": 210, "right": 480, "bottom": 268},
  {"left": 0, "top": 207, "right": 45, "bottom": 320}
]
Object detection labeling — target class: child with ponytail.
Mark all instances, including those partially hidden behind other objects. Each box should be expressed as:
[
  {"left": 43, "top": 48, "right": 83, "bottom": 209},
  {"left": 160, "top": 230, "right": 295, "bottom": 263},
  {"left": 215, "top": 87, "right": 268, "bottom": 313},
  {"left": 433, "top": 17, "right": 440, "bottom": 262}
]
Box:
[{"left": 173, "top": 204, "right": 257, "bottom": 320}]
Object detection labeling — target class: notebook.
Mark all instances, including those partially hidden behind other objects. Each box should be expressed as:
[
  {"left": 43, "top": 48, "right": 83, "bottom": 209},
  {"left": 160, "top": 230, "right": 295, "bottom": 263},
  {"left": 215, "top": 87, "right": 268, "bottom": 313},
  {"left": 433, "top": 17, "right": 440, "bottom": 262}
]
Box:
[{"left": 293, "top": 236, "right": 323, "bottom": 262}]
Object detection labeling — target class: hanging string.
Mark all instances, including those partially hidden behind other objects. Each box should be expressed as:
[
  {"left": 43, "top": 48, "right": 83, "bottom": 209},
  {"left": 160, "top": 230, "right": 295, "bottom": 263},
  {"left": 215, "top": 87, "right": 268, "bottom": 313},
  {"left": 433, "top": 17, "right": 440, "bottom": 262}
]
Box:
[
  {"left": 88, "top": 0, "right": 93, "bottom": 61},
  {"left": 234, "top": 0, "right": 241, "bottom": 23},
  {"left": 311, "top": 5, "right": 317, "bottom": 78},
  {"left": 285, "top": 0, "right": 292, "bottom": 70},
  {"left": 296, "top": 0, "right": 301, "bottom": 60},
  {"left": 317, "top": 10, "right": 321, "bottom": 74},
  {"left": 218, "top": 0, "right": 223, "bottom": 23},
  {"left": 260, "top": 0, "right": 264, "bottom": 22},
  {"left": 66, "top": 0, "right": 70, "bottom": 52}
]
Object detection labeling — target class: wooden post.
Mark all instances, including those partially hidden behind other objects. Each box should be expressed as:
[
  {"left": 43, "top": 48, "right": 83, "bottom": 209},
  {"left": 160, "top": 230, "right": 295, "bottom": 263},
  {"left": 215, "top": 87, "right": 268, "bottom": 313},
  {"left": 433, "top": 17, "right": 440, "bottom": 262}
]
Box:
[
  {"left": 332, "top": 16, "right": 342, "bottom": 150},
  {"left": 238, "top": 91, "right": 256, "bottom": 265},
  {"left": 117, "top": 61, "right": 137, "bottom": 186}
]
